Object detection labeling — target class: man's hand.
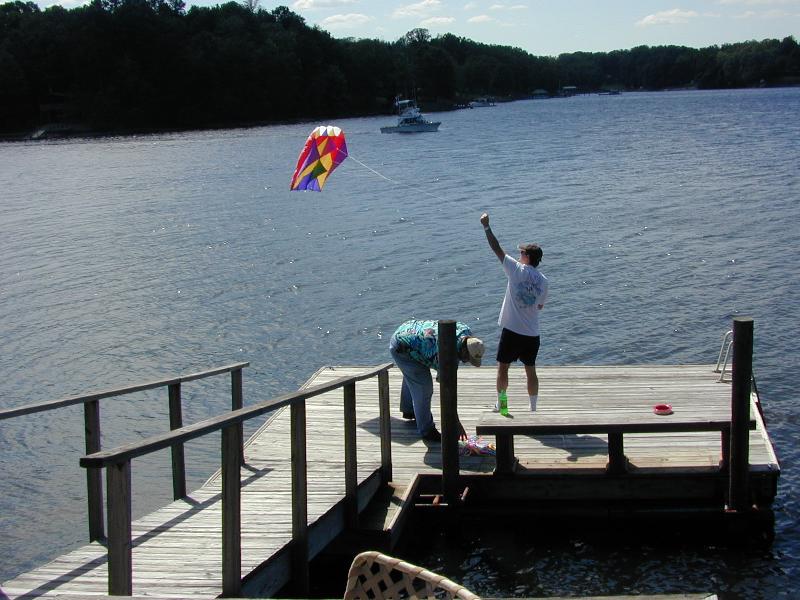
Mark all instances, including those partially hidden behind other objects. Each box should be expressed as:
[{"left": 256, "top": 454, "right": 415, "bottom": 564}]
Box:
[
  {"left": 480, "top": 212, "right": 489, "bottom": 227},
  {"left": 457, "top": 420, "right": 468, "bottom": 441}
]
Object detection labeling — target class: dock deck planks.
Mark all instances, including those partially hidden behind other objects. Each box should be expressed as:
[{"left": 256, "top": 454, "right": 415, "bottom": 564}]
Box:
[{"left": 1, "top": 364, "right": 779, "bottom": 598}]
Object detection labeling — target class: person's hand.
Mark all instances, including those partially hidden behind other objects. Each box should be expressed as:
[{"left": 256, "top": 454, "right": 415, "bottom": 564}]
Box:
[
  {"left": 480, "top": 212, "right": 489, "bottom": 227},
  {"left": 457, "top": 420, "right": 468, "bottom": 441}
]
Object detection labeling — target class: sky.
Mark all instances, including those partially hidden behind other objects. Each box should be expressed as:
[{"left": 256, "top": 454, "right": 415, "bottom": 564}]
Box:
[{"left": 38, "top": 0, "right": 800, "bottom": 56}]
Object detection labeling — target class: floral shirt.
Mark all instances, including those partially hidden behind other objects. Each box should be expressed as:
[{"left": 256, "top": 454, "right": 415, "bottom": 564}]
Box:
[{"left": 390, "top": 319, "right": 473, "bottom": 370}]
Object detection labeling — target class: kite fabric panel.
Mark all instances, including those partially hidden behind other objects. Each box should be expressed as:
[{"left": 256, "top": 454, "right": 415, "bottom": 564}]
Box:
[{"left": 289, "top": 125, "right": 348, "bottom": 191}]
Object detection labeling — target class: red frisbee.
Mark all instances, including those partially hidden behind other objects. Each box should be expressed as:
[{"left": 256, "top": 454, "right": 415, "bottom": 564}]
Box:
[{"left": 653, "top": 403, "right": 673, "bottom": 415}]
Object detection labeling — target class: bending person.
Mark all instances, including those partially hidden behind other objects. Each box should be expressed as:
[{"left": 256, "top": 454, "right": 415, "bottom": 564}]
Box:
[{"left": 389, "top": 319, "right": 483, "bottom": 442}]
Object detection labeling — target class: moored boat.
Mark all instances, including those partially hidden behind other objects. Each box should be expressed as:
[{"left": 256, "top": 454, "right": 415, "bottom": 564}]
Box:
[
  {"left": 468, "top": 97, "right": 496, "bottom": 108},
  {"left": 380, "top": 99, "right": 440, "bottom": 133}
]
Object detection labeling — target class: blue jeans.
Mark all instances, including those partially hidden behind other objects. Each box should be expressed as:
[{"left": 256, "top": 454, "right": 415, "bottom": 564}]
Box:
[{"left": 389, "top": 346, "right": 435, "bottom": 436}]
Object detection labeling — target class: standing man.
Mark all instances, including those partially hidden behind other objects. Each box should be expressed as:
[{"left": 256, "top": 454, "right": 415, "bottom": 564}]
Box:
[
  {"left": 389, "top": 319, "right": 484, "bottom": 442},
  {"left": 480, "top": 212, "right": 548, "bottom": 411}
]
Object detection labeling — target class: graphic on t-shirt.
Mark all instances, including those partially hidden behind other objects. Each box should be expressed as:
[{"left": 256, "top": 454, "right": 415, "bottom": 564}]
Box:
[{"left": 514, "top": 280, "right": 541, "bottom": 309}]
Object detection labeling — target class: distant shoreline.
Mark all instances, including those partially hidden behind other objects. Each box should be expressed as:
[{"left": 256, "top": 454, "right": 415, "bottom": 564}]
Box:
[{"left": 4, "top": 84, "right": 798, "bottom": 144}]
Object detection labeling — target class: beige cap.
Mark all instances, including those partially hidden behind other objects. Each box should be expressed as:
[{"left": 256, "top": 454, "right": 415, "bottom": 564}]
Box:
[{"left": 466, "top": 337, "right": 485, "bottom": 367}]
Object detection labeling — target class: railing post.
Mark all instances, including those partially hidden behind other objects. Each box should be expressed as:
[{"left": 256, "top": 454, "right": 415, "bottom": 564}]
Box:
[
  {"left": 231, "top": 368, "right": 244, "bottom": 466},
  {"left": 106, "top": 460, "right": 132, "bottom": 596},
  {"left": 378, "top": 369, "right": 392, "bottom": 484},
  {"left": 438, "top": 320, "right": 459, "bottom": 504},
  {"left": 729, "top": 316, "right": 753, "bottom": 511},
  {"left": 84, "top": 399, "right": 105, "bottom": 542},
  {"left": 168, "top": 383, "right": 187, "bottom": 500},
  {"left": 221, "top": 424, "right": 242, "bottom": 597},
  {"left": 343, "top": 381, "right": 358, "bottom": 529},
  {"left": 290, "top": 401, "right": 309, "bottom": 596}
]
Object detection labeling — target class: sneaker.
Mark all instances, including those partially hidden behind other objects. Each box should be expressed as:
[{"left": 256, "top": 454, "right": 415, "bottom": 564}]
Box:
[
  {"left": 422, "top": 428, "right": 442, "bottom": 443},
  {"left": 492, "top": 401, "right": 500, "bottom": 413},
  {"left": 402, "top": 411, "right": 416, "bottom": 420}
]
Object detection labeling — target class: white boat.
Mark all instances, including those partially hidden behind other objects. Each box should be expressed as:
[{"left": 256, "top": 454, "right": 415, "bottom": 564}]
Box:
[
  {"left": 380, "top": 100, "right": 440, "bottom": 133},
  {"left": 468, "top": 97, "right": 496, "bottom": 108}
]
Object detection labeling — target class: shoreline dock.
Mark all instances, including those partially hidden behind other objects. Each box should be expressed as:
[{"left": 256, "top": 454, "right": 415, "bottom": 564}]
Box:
[{"left": 1, "top": 350, "right": 779, "bottom": 598}]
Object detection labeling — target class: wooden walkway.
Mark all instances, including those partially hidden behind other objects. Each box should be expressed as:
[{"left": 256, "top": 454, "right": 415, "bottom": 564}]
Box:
[{"left": 1, "top": 364, "right": 779, "bottom": 599}]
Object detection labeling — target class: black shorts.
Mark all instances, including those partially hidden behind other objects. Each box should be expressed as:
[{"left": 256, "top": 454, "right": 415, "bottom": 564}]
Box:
[{"left": 496, "top": 328, "right": 540, "bottom": 366}]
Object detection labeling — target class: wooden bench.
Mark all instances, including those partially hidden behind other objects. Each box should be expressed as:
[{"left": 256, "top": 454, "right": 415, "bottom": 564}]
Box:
[{"left": 476, "top": 408, "right": 756, "bottom": 475}]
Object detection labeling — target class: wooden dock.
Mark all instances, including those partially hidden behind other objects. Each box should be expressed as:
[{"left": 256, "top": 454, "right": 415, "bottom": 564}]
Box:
[{"left": 1, "top": 361, "right": 779, "bottom": 599}]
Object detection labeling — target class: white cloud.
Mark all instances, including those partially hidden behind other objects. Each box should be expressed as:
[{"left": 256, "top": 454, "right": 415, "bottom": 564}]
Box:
[
  {"left": 320, "top": 13, "right": 372, "bottom": 28},
  {"left": 463, "top": 1, "right": 478, "bottom": 9},
  {"left": 467, "top": 14, "right": 494, "bottom": 22},
  {"left": 41, "top": 0, "right": 87, "bottom": 7},
  {"left": 393, "top": 0, "right": 442, "bottom": 18},
  {"left": 718, "top": 0, "right": 798, "bottom": 5},
  {"left": 292, "top": 0, "right": 356, "bottom": 9},
  {"left": 635, "top": 9, "right": 700, "bottom": 26},
  {"left": 734, "top": 7, "right": 796, "bottom": 16},
  {"left": 489, "top": 3, "right": 527, "bottom": 10},
  {"left": 421, "top": 16, "right": 456, "bottom": 25}
]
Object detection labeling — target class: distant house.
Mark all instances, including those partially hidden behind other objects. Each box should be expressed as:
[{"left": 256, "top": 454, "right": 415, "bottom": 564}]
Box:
[
  {"left": 559, "top": 85, "right": 577, "bottom": 97},
  {"left": 532, "top": 89, "right": 549, "bottom": 99}
]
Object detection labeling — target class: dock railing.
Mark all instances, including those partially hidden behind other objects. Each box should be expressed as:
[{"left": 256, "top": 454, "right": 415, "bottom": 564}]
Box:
[
  {"left": 78, "top": 362, "right": 394, "bottom": 597},
  {"left": 0, "top": 362, "right": 250, "bottom": 543}
]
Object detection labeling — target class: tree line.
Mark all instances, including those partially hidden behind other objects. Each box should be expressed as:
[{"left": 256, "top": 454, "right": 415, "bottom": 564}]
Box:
[{"left": 1, "top": 0, "right": 798, "bottom": 135}]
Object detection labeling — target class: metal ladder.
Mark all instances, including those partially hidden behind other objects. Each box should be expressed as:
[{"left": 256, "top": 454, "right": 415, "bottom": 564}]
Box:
[{"left": 714, "top": 329, "right": 733, "bottom": 382}]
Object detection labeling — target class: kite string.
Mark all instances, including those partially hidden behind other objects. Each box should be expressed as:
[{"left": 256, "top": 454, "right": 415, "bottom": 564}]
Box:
[
  {"left": 346, "top": 153, "right": 450, "bottom": 203},
  {"left": 346, "top": 154, "right": 395, "bottom": 184}
]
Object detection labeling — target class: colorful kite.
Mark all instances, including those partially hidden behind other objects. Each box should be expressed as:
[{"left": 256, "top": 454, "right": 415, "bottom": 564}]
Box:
[{"left": 289, "top": 125, "right": 348, "bottom": 192}]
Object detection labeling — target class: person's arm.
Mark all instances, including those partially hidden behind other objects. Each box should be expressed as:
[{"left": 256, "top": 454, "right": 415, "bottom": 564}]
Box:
[{"left": 480, "top": 212, "right": 505, "bottom": 262}]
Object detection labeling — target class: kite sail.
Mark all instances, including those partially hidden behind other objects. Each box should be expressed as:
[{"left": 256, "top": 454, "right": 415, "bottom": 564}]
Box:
[{"left": 289, "top": 125, "right": 348, "bottom": 192}]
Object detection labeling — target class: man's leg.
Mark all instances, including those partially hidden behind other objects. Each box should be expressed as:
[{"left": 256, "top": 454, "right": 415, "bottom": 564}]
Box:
[
  {"left": 391, "top": 349, "right": 435, "bottom": 435},
  {"left": 496, "top": 362, "right": 510, "bottom": 393},
  {"left": 524, "top": 364, "right": 539, "bottom": 410},
  {"left": 400, "top": 378, "right": 414, "bottom": 416},
  {"left": 391, "top": 347, "right": 415, "bottom": 416},
  {"left": 522, "top": 335, "right": 541, "bottom": 410},
  {"left": 524, "top": 364, "right": 539, "bottom": 396}
]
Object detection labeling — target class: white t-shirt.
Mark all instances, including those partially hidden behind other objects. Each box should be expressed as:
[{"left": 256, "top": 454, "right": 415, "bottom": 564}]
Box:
[{"left": 498, "top": 255, "right": 548, "bottom": 337}]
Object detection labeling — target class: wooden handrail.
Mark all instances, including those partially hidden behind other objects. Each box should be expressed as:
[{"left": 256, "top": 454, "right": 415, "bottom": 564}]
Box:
[
  {"left": 0, "top": 362, "right": 250, "bottom": 420},
  {"left": 2, "top": 362, "right": 250, "bottom": 544},
  {"left": 80, "top": 363, "right": 393, "bottom": 468},
  {"left": 78, "top": 362, "right": 394, "bottom": 597}
]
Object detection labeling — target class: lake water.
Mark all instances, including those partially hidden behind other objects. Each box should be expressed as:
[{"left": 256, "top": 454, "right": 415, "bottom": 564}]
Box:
[{"left": 1, "top": 88, "right": 798, "bottom": 597}]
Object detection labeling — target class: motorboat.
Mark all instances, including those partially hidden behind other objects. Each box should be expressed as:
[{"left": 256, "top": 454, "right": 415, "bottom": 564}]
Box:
[
  {"left": 468, "top": 97, "right": 496, "bottom": 108},
  {"left": 380, "top": 100, "right": 440, "bottom": 133}
]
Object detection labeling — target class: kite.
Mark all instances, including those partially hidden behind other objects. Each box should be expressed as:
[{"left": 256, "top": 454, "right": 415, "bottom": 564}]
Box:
[{"left": 289, "top": 125, "right": 348, "bottom": 192}]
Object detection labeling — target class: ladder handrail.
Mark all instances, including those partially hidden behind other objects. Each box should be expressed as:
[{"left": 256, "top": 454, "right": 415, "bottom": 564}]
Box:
[{"left": 715, "top": 329, "right": 733, "bottom": 382}]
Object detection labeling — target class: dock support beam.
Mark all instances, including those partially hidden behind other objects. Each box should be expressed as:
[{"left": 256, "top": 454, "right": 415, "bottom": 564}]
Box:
[
  {"left": 344, "top": 381, "right": 358, "bottom": 529},
  {"left": 84, "top": 399, "right": 105, "bottom": 542},
  {"left": 168, "top": 383, "right": 187, "bottom": 500},
  {"left": 378, "top": 370, "right": 392, "bottom": 484},
  {"left": 221, "top": 424, "right": 242, "bottom": 597},
  {"left": 290, "top": 401, "right": 309, "bottom": 596},
  {"left": 231, "top": 368, "right": 244, "bottom": 466},
  {"left": 729, "top": 316, "right": 753, "bottom": 512},
  {"left": 438, "top": 320, "right": 460, "bottom": 504},
  {"left": 107, "top": 460, "right": 132, "bottom": 596}
]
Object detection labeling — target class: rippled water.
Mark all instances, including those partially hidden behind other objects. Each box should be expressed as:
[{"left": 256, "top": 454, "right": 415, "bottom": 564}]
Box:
[{"left": 1, "top": 88, "right": 798, "bottom": 596}]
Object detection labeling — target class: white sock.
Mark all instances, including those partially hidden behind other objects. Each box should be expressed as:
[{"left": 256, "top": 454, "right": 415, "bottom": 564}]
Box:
[{"left": 529, "top": 395, "right": 538, "bottom": 411}]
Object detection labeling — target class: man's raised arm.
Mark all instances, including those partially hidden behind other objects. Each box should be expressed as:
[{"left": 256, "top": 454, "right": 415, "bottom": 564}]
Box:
[{"left": 480, "top": 212, "right": 505, "bottom": 262}]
